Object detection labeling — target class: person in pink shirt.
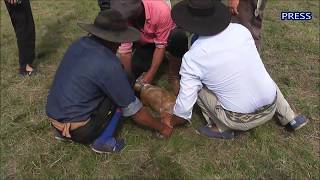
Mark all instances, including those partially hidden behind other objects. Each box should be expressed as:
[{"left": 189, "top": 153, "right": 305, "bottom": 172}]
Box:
[{"left": 111, "top": 0, "right": 188, "bottom": 86}]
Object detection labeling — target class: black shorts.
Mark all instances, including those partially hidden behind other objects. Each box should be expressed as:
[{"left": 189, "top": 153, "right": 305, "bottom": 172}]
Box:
[{"left": 131, "top": 28, "right": 188, "bottom": 79}]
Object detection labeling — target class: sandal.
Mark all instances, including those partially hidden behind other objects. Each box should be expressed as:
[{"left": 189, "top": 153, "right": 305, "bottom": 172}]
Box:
[{"left": 196, "top": 125, "right": 234, "bottom": 139}]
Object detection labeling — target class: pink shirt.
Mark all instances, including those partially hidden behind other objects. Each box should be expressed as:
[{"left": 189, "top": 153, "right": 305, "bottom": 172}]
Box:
[{"left": 118, "top": 0, "right": 175, "bottom": 54}]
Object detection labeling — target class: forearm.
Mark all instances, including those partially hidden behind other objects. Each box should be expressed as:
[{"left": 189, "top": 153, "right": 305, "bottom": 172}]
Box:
[
  {"left": 133, "top": 107, "right": 166, "bottom": 132},
  {"left": 119, "top": 53, "right": 132, "bottom": 73},
  {"left": 148, "top": 47, "right": 166, "bottom": 78},
  {"left": 171, "top": 115, "right": 187, "bottom": 127}
]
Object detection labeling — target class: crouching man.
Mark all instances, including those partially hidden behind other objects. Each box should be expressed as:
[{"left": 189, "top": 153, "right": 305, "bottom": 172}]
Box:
[
  {"left": 46, "top": 10, "right": 172, "bottom": 153},
  {"left": 164, "top": 0, "right": 308, "bottom": 139}
]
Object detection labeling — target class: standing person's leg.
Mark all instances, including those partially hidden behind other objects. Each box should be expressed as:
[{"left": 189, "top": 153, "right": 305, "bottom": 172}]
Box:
[
  {"left": 231, "top": 0, "right": 267, "bottom": 51},
  {"left": 273, "top": 84, "right": 308, "bottom": 130},
  {"left": 5, "top": 0, "right": 36, "bottom": 75}
]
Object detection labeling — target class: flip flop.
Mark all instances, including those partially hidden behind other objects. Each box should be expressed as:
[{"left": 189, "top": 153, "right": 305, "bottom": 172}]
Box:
[
  {"left": 196, "top": 125, "right": 234, "bottom": 139},
  {"left": 90, "top": 137, "right": 125, "bottom": 153}
]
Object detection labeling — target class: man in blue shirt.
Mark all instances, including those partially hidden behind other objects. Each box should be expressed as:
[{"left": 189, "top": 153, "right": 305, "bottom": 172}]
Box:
[{"left": 46, "top": 10, "right": 172, "bottom": 153}]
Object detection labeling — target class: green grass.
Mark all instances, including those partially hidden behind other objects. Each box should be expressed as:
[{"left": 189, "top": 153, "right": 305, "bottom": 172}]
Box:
[{"left": 1, "top": 0, "right": 319, "bottom": 179}]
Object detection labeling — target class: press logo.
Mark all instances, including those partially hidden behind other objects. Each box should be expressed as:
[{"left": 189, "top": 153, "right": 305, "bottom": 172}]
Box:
[{"left": 281, "top": 12, "right": 312, "bottom": 20}]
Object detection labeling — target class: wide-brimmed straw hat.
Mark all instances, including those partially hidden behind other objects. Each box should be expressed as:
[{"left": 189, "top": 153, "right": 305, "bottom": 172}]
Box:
[
  {"left": 78, "top": 10, "right": 140, "bottom": 43},
  {"left": 172, "top": 0, "right": 231, "bottom": 36}
]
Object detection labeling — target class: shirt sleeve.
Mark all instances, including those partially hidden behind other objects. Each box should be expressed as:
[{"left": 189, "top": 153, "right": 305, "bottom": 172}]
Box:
[
  {"left": 173, "top": 55, "right": 203, "bottom": 120},
  {"left": 118, "top": 42, "right": 133, "bottom": 54},
  {"left": 122, "top": 97, "right": 143, "bottom": 117},
  {"left": 154, "top": 12, "right": 174, "bottom": 49},
  {"left": 96, "top": 60, "right": 142, "bottom": 116}
]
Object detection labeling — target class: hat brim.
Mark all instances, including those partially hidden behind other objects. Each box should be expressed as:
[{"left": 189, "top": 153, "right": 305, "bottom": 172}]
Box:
[
  {"left": 172, "top": 0, "right": 231, "bottom": 36},
  {"left": 78, "top": 22, "right": 140, "bottom": 43}
]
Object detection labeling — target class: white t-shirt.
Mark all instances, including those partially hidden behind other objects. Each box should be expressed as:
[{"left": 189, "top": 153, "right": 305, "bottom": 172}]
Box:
[{"left": 173, "top": 23, "right": 276, "bottom": 120}]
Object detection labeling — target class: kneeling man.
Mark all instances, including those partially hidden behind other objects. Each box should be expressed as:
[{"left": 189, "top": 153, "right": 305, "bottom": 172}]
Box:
[
  {"left": 165, "top": 0, "right": 308, "bottom": 139},
  {"left": 46, "top": 10, "right": 172, "bottom": 153}
]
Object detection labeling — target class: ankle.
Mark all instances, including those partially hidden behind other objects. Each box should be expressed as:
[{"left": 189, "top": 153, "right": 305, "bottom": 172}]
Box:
[{"left": 26, "top": 64, "right": 34, "bottom": 71}]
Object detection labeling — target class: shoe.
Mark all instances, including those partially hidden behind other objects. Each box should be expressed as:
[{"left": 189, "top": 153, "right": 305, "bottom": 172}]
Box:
[
  {"left": 289, "top": 115, "right": 308, "bottom": 130},
  {"left": 196, "top": 125, "right": 234, "bottom": 139},
  {"left": 53, "top": 129, "right": 72, "bottom": 142},
  {"left": 90, "top": 137, "right": 125, "bottom": 153}
]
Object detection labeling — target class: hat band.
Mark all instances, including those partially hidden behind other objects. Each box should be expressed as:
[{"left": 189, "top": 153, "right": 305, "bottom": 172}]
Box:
[{"left": 188, "top": 5, "right": 215, "bottom": 16}]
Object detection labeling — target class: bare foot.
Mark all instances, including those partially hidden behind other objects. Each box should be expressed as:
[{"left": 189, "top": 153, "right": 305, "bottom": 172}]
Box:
[{"left": 25, "top": 64, "right": 34, "bottom": 72}]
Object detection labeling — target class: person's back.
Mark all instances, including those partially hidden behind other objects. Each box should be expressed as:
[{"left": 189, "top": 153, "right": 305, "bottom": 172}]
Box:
[
  {"left": 187, "top": 23, "right": 276, "bottom": 113},
  {"left": 47, "top": 36, "right": 134, "bottom": 122},
  {"left": 169, "top": 0, "right": 308, "bottom": 139}
]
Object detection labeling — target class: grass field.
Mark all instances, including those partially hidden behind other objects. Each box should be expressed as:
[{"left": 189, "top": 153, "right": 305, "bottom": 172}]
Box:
[{"left": 1, "top": 0, "right": 319, "bottom": 179}]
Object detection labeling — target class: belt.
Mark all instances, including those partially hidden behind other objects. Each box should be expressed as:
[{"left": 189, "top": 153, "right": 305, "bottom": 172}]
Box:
[
  {"left": 50, "top": 118, "right": 90, "bottom": 138},
  {"left": 220, "top": 95, "right": 277, "bottom": 123}
]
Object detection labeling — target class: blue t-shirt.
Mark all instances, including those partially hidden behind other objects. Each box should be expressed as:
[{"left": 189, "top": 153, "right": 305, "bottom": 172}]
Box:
[{"left": 46, "top": 37, "right": 140, "bottom": 122}]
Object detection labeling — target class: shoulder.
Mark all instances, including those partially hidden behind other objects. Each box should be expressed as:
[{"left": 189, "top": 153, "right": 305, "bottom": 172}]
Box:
[
  {"left": 228, "top": 23, "right": 252, "bottom": 38},
  {"left": 143, "top": 0, "right": 170, "bottom": 11},
  {"left": 143, "top": 0, "right": 172, "bottom": 21}
]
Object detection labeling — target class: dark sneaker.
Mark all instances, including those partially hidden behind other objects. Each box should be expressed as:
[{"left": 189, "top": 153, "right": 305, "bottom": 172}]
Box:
[
  {"left": 90, "top": 137, "right": 125, "bottom": 153},
  {"left": 289, "top": 115, "right": 308, "bottom": 130},
  {"left": 53, "top": 129, "right": 72, "bottom": 142},
  {"left": 196, "top": 125, "right": 234, "bottom": 139}
]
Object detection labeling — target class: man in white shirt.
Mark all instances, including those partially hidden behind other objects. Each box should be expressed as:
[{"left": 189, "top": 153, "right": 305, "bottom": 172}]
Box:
[{"left": 163, "top": 0, "right": 308, "bottom": 139}]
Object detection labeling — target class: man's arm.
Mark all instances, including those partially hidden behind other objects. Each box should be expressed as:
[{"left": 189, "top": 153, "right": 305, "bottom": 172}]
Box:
[
  {"left": 133, "top": 107, "right": 173, "bottom": 137},
  {"left": 118, "top": 42, "right": 134, "bottom": 73},
  {"left": 141, "top": 47, "right": 166, "bottom": 84},
  {"left": 229, "top": 0, "right": 239, "bottom": 15},
  {"left": 161, "top": 112, "right": 186, "bottom": 128},
  {"left": 119, "top": 52, "right": 133, "bottom": 73}
]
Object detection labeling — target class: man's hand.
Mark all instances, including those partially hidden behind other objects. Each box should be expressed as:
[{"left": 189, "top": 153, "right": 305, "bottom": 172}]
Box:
[
  {"left": 229, "top": 0, "right": 239, "bottom": 15},
  {"left": 143, "top": 47, "right": 166, "bottom": 84},
  {"left": 133, "top": 107, "right": 173, "bottom": 138},
  {"left": 7, "top": 0, "right": 18, "bottom": 5},
  {"left": 160, "top": 111, "right": 173, "bottom": 128},
  {"left": 159, "top": 124, "right": 173, "bottom": 138},
  {"left": 140, "top": 71, "right": 155, "bottom": 84}
]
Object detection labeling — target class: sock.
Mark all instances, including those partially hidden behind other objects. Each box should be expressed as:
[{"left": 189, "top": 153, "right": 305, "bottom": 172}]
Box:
[{"left": 94, "top": 108, "right": 122, "bottom": 144}]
